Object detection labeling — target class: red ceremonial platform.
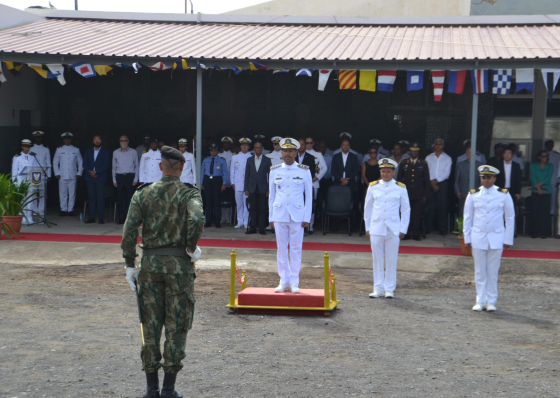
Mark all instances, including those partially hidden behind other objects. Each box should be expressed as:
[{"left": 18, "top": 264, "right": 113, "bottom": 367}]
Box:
[{"left": 226, "top": 250, "right": 340, "bottom": 316}]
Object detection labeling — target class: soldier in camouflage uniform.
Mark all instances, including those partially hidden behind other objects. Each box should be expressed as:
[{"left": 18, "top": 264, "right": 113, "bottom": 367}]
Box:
[{"left": 121, "top": 146, "right": 205, "bottom": 398}]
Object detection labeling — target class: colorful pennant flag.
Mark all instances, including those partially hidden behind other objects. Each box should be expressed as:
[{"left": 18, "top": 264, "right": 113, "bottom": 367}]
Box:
[
  {"left": 318, "top": 69, "right": 332, "bottom": 91},
  {"left": 4, "top": 61, "right": 23, "bottom": 76},
  {"left": 273, "top": 68, "right": 289, "bottom": 74},
  {"left": 94, "top": 65, "right": 113, "bottom": 76},
  {"left": 149, "top": 62, "right": 171, "bottom": 71},
  {"left": 115, "top": 63, "right": 130, "bottom": 69},
  {"left": 541, "top": 69, "right": 560, "bottom": 101},
  {"left": 377, "top": 70, "right": 397, "bottom": 92},
  {"left": 46, "top": 64, "right": 66, "bottom": 85},
  {"left": 515, "top": 69, "right": 534, "bottom": 93},
  {"left": 191, "top": 64, "right": 208, "bottom": 70},
  {"left": 431, "top": 70, "right": 446, "bottom": 101},
  {"left": 406, "top": 70, "right": 424, "bottom": 91},
  {"left": 132, "top": 63, "right": 142, "bottom": 74},
  {"left": 231, "top": 66, "right": 245, "bottom": 75},
  {"left": 296, "top": 69, "right": 313, "bottom": 77},
  {"left": 470, "top": 69, "right": 489, "bottom": 94},
  {"left": 338, "top": 70, "right": 357, "bottom": 90},
  {"left": 249, "top": 61, "right": 267, "bottom": 71},
  {"left": 493, "top": 69, "right": 512, "bottom": 95},
  {"left": 71, "top": 63, "right": 96, "bottom": 78},
  {"left": 359, "top": 70, "right": 376, "bottom": 92},
  {"left": 173, "top": 59, "right": 188, "bottom": 70},
  {"left": 213, "top": 64, "right": 222, "bottom": 71},
  {"left": 448, "top": 70, "right": 467, "bottom": 94},
  {"left": 0, "top": 63, "right": 7, "bottom": 84},
  {"left": 28, "top": 64, "right": 59, "bottom": 79}
]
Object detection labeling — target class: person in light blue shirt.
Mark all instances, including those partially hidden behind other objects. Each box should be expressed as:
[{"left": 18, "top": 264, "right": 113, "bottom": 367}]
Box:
[{"left": 201, "top": 144, "right": 229, "bottom": 228}]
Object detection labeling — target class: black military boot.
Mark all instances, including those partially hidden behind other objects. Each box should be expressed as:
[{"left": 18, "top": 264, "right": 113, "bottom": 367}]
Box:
[
  {"left": 160, "top": 373, "right": 183, "bottom": 398},
  {"left": 143, "top": 372, "right": 160, "bottom": 398}
]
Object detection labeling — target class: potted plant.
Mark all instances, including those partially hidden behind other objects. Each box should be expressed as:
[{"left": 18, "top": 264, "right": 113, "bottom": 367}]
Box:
[
  {"left": 0, "top": 174, "right": 43, "bottom": 238},
  {"left": 453, "top": 217, "right": 472, "bottom": 257}
]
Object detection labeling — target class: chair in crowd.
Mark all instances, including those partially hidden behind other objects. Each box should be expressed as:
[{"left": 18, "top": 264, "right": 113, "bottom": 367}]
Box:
[
  {"left": 220, "top": 187, "right": 235, "bottom": 226},
  {"left": 322, "top": 185, "right": 354, "bottom": 236}
]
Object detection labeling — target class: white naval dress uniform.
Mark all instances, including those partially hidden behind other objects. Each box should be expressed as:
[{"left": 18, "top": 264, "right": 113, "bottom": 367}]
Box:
[
  {"left": 218, "top": 150, "right": 233, "bottom": 223},
  {"left": 31, "top": 143, "right": 51, "bottom": 215},
  {"left": 11, "top": 152, "right": 40, "bottom": 223},
  {"left": 364, "top": 179, "right": 411, "bottom": 293},
  {"left": 306, "top": 148, "right": 327, "bottom": 230},
  {"left": 179, "top": 151, "right": 196, "bottom": 185},
  {"left": 266, "top": 150, "right": 284, "bottom": 166},
  {"left": 139, "top": 149, "right": 162, "bottom": 183},
  {"left": 230, "top": 151, "right": 252, "bottom": 226},
  {"left": 269, "top": 162, "right": 313, "bottom": 288},
  {"left": 463, "top": 186, "right": 515, "bottom": 305},
  {"left": 53, "top": 145, "right": 83, "bottom": 212}
]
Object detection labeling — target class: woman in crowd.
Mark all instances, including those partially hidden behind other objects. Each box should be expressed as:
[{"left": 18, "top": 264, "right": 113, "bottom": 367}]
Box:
[
  {"left": 530, "top": 150, "right": 553, "bottom": 238},
  {"left": 361, "top": 146, "right": 380, "bottom": 189}
]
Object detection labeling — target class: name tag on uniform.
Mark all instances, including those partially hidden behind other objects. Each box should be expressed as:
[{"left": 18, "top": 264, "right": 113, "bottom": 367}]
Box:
[
  {"left": 216, "top": 166, "right": 220, "bottom": 169},
  {"left": 293, "top": 176, "right": 303, "bottom": 180},
  {"left": 145, "top": 157, "right": 150, "bottom": 160}
]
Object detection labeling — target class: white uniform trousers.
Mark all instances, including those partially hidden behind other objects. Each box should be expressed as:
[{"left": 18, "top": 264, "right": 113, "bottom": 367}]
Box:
[
  {"left": 309, "top": 187, "right": 319, "bottom": 230},
  {"left": 370, "top": 234, "right": 400, "bottom": 292},
  {"left": 235, "top": 191, "right": 248, "bottom": 226},
  {"left": 59, "top": 178, "right": 77, "bottom": 212},
  {"left": 472, "top": 247, "right": 503, "bottom": 305},
  {"left": 23, "top": 184, "right": 41, "bottom": 224},
  {"left": 274, "top": 221, "right": 304, "bottom": 287}
]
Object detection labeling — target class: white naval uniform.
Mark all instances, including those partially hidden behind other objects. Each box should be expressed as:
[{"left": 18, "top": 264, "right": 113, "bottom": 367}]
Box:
[
  {"left": 53, "top": 145, "right": 83, "bottom": 212},
  {"left": 230, "top": 151, "right": 252, "bottom": 226},
  {"left": 139, "top": 149, "right": 162, "bottom": 183},
  {"left": 364, "top": 179, "right": 411, "bottom": 293},
  {"left": 463, "top": 185, "right": 515, "bottom": 305},
  {"left": 306, "top": 148, "right": 327, "bottom": 230},
  {"left": 31, "top": 144, "right": 51, "bottom": 215},
  {"left": 269, "top": 162, "right": 313, "bottom": 287},
  {"left": 179, "top": 151, "right": 196, "bottom": 185},
  {"left": 266, "top": 150, "right": 284, "bottom": 166},
  {"left": 11, "top": 153, "right": 40, "bottom": 223}
]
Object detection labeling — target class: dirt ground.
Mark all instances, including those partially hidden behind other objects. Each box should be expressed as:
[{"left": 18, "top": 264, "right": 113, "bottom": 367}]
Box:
[{"left": 0, "top": 258, "right": 559, "bottom": 398}]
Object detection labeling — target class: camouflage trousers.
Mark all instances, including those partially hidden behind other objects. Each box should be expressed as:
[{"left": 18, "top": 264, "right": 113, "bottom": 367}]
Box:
[{"left": 138, "top": 269, "right": 196, "bottom": 373}]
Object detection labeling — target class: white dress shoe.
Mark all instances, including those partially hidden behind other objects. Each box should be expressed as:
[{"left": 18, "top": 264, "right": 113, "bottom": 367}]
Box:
[
  {"left": 235, "top": 223, "right": 243, "bottom": 228},
  {"left": 472, "top": 303, "right": 484, "bottom": 311},
  {"left": 384, "top": 291, "right": 394, "bottom": 299},
  {"left": 291, "top": 286, "right": 300, "bottom": 294},
  {"left": 369, "top": 289, "right": 383, "bottom": 298},
  {"left": 485, "top": 303, "right": 497, "bottom": 312},
  {"left": 274, "top": 284, "right": 290, "bottom": 293}
]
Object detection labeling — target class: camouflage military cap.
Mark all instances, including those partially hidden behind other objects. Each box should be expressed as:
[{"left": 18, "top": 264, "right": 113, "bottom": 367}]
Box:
[{"left": 161, "top": 145, "right": 185, "bottom": 163}]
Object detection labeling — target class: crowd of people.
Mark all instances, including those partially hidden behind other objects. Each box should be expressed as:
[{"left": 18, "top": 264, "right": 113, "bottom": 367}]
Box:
[{"left": 10, "top": 131, "right": 560, "bottom": 238}]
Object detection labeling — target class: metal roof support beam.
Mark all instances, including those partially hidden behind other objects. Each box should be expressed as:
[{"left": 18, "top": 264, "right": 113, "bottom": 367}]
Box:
[
  {"left": 532, "top": 71, "right": 548, "bottom": 161},
  {"left": 469, "top": 93, "right": 479, "bottom": 191},
  {"left": 196, "top": 65, "right": 202, "bottom": 184}
]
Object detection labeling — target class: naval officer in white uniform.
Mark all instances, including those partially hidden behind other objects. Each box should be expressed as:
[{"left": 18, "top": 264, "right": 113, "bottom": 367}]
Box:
[
  {"left": 269, "top": 138, "right": 313, "bottom": 293},
  {"left": 139, "top": 138, "right": 162, "bottom": 184},
  {"left": 364, "top": 158, "right": 411, "bottom": 299},
  {"left": 463, "top": 165, "right": 515, "bottom": 312},
  {"left": 178, "top": 138, "right": 196, "bottom": 185},
  {"left": 265, "top": 136, "right": 284, "bottom": 166},
  {"left": 231, "top": 137, "right": 252, "bottom": 228},
  {"left": 53, "top": 132, "right": 83, "bottom": 217},
  {"left": 31, "top": 130, "right": 51, "bottom": 216},
  {"left": 11, "top": 139, "right": 40, "bottom": 224}
]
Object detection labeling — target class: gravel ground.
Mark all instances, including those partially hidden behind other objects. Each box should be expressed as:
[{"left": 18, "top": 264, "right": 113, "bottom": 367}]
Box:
[{"left": 0, "top": 258, "right": 559, "bottom": 398}]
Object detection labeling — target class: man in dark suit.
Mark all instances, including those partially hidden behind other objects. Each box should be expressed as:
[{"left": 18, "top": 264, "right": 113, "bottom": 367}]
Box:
[
  {"left": 495, "top": 146, "right": 522, "bottom": 204},
  {"left": 331, "top": 139, "right": 360, "bottom": 191},
  {"left": 83, "top": 135, "right": 110, "bottom": 224},
  {"left": 296, "top": 138, "right": 316, "bottom": 178},
  {"left": 244, "top": 141, "right": 272, "bottom": 235}
]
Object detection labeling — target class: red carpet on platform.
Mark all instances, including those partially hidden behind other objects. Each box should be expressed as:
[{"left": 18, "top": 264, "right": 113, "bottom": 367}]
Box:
[{"left": 2, "top": 233, "right": 559, "bottom": 260}]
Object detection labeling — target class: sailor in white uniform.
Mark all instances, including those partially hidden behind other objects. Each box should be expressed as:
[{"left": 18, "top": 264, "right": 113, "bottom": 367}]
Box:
[
  {"left": 364, "top": 158, "right": 411, "bottom": 299},
  {"left": 269, "top": 138, "right": 313, "bottom": 293},
  {"left": 11, "top": 139, "right": 40, "bottom": 224},
  {"left": 178, "top": 138, "right": 196, "bottom": 185},
  {"left": 231, "top": 137, "right": 252, "bottom": 228},
  {"left": 30, "top": 130, "right": 51, "bottom": 216},
  {"left": 218, "top": 136, "right": 234, "bottom": 223},
  {"left": 139, "top": 138, "right": 162, "bottom": 183},
  {"left": 53, "top": 132, "right": 83, "bottom": 216},
  {"left": 463, "top": 165, "right": 515, "bottom": 312},
  {"left": 304, "top": 136, "right": 327, "bottom": 232},
  {"left": 265, "top": 136, "right": 284, "bottom": 166}
]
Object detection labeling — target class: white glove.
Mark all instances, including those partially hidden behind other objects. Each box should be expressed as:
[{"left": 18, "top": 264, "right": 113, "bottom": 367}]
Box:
[
  {"left": 125, "top": 266, "right": 139, "bottom": 292},
  {"left": 186, "top": 246, "right": 202, "bottom": 262}
]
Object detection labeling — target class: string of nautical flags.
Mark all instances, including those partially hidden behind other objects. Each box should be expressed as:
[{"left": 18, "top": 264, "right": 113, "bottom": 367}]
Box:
[{"left": 0, "top": 60, "right": 558, "bottom": 100}]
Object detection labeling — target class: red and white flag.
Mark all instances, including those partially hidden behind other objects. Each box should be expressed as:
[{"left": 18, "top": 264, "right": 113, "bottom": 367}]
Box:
[
  {"left": 318, "top": 69, "right": 332, "bottom": 91},
  {"left": 149, "top": 62, "right": 171, "bottom": 71},
  {"left": 71, "top": 63, "right": 96, "bottom": 78},
  {"left": 431, "top": 70, "right": 445, "bottom": 101}
]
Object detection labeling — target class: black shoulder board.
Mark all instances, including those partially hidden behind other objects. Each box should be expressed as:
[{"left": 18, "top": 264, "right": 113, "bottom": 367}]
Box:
[
  {"left": 183, "top": 182, "right": 199, "bottom": 190},
  {"left": 136, "top": 183, "right": 153, "bottom": 191}
]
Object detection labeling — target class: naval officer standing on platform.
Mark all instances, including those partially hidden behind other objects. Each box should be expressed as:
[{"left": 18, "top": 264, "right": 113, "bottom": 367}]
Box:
[
  {"left": 53, "top": 132, "right": 83, "bottom": 217},
  {"left": 201, "top": 143, "right": 229, "bottom": 228},
  {"left": 463, "top": 165, "right": 515, "bottom": 312},
  {"left": 364, "top": 158, "right": 410, "bottom": 299},
  {"left": 269, "top": 138, "right": 313, "bottom": 293},
  {"left": 31, "top": 130, "right": 51, "bottom": 216},
  {"left": 139, "top": 138, "right": 162, "bottom": 184},
  {"left": 12, "top": 139, "right": 40, "bottom": 224}
]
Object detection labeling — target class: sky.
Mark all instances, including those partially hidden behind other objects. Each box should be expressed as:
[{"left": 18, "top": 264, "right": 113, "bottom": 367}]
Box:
[{"left": 0, "top": 0, "right": 269, "bottom": 14}]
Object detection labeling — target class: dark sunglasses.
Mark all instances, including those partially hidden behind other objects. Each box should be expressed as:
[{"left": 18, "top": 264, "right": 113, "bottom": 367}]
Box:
[
  {"left": 369, "top": 151, "right": 378, "bottom": 155},
  {"left": 119, "top": 139, "right": 128, "bottom": 142},
  {"left": 305, "top": 141, "right": 314, "bottom": 145}
]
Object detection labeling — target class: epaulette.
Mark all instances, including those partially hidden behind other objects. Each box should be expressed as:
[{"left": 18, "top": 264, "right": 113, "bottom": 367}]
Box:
[
  {"left": 142, "top": 151, "right": 147, "bottom": 154},
  {"left": 369, "top": 180, "right": 378, "bottom": 186},
  {"left": 14, "top": 154, "right": 19, "bottom": 157},
  {"left": 397, "top": 182, "right": 406, "bottom": 188},
  {"left": 297, "top": 164, "right": 309, "bottom": 170},
  {"left": 499, "top": 187, "right": 509, "bottom": 194},
  {"left": 270, "top": 163, "right": 282, "bottom": 170},
  {"left": 183, "top": 182, "right": 199, "bottom": 190},
  {"left": 136, "top": 182, "right": 153, "bottom": 191},
  {"left": 469, "top": 187, "right": 481, "bottom": 194},
  {"left": 232, "top": 152, "right": 238, "bottom": 156}
]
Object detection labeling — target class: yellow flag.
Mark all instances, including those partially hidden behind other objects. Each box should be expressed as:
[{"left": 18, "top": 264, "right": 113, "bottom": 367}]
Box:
[
  {"left": 27, "top": 64, "right": 49, "bottom": 79},
  {"left": 359, "top": 70, "right": 377, "bottom": 92},
  {"left": 94, "top": 65, "right": 113, "bottom": 76}
]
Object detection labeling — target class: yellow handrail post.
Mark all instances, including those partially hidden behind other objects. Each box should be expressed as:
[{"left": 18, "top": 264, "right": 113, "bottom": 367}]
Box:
[
  {"left": 229, "top": 250, "right": 236, "bottom": 310},
  {"left": 331, "top": 274, "right": 337, "bottom": 303},
  {"left": 323, "top": 252, "right": 330, "bottom": 308},
  {"left": 241, "top": 270, "right": 247, "bottom": 290}
]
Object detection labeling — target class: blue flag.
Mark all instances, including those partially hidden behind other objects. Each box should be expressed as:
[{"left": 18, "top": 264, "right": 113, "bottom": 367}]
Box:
[
  {"left": 406, "top": 71, "right": 424, "bottom": 91},
  {"left": 296, "top": 69, "right": 313, "bottom": 77}
]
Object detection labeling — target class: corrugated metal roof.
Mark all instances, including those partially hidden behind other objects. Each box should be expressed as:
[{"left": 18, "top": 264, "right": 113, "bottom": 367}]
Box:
[{"left": 1, "top": 18, "right": 560, "bottom": 63}]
